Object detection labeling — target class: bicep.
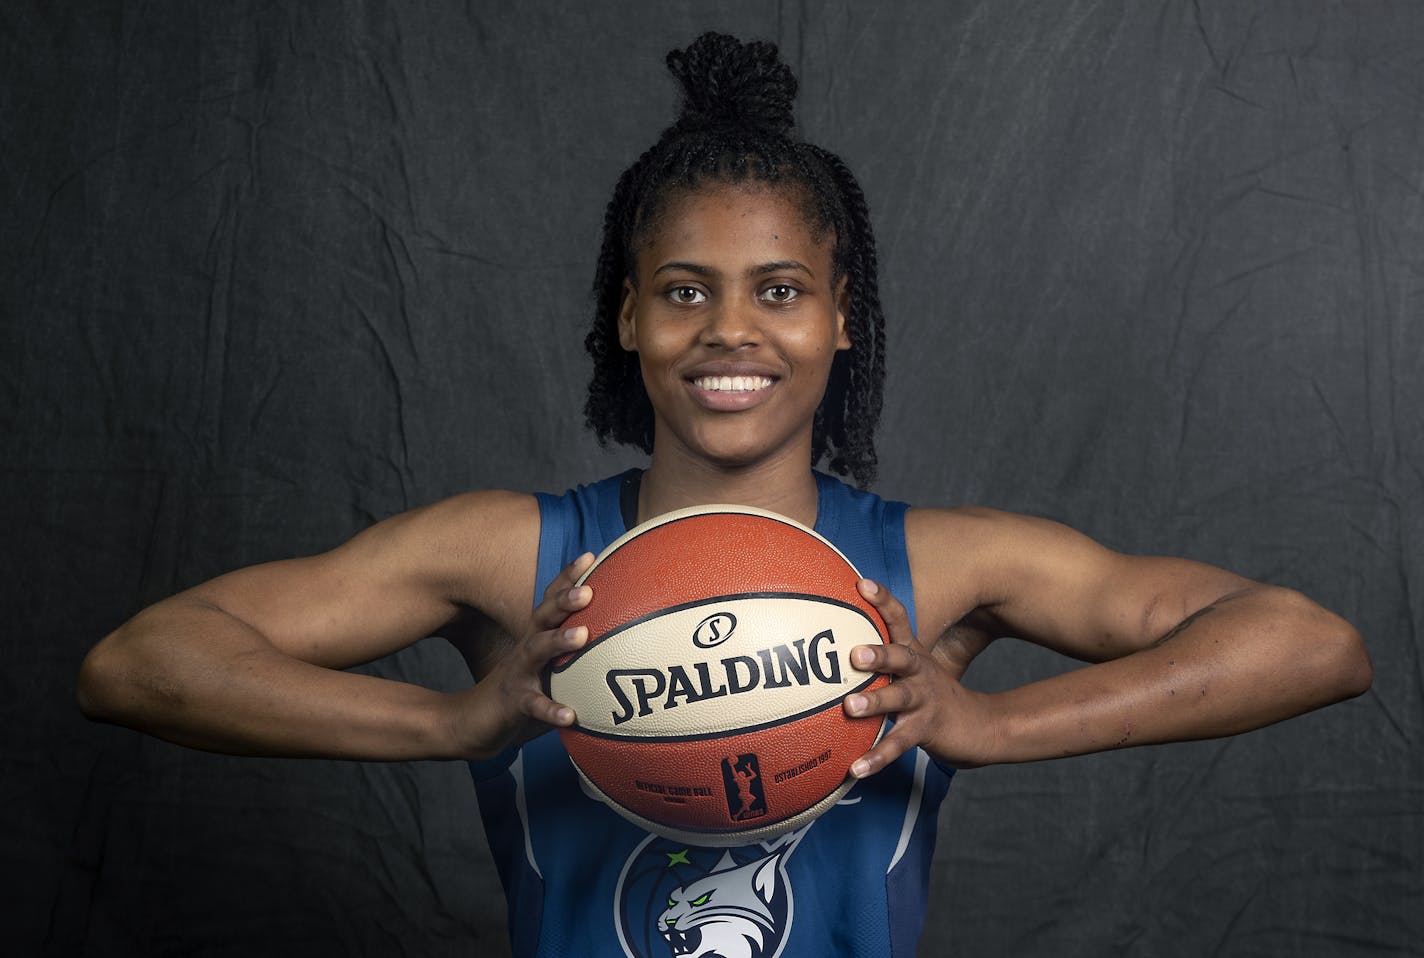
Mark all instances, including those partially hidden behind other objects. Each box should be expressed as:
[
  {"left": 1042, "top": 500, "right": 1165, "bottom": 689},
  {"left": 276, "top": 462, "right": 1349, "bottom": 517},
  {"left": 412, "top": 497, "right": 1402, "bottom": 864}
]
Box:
[
  {"left": 911, "top": 507, "right": 1254, "bottom": 662},
  {"left": 184, "top": 490, "right": 540, "bottom": 669},
  {"left": 994, "top": 549, "right": 1257, "bottom": 661}
]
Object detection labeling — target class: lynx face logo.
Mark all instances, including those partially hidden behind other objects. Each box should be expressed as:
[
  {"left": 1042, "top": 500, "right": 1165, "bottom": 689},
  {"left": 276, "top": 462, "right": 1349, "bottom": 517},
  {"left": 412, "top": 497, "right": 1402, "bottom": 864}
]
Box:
[
  {"left": 658, "top": 852, "right": 783, "bottom": 958},
  {"left": 614, "top": 828, "right": 811, "bottom": 958}
]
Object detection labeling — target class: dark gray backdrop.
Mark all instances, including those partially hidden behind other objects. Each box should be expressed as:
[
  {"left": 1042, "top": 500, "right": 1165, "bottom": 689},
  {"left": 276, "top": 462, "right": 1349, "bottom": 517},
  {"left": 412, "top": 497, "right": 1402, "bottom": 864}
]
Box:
[{"left": 3, "top": 2, "right": 1420, "bottom": 955}]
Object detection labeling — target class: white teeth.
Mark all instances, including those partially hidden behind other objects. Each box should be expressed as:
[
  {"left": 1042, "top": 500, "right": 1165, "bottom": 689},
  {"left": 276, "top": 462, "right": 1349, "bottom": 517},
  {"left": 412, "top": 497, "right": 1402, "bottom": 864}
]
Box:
[{"left": 694, "top": 375, "right": 773, "bottom": 392}]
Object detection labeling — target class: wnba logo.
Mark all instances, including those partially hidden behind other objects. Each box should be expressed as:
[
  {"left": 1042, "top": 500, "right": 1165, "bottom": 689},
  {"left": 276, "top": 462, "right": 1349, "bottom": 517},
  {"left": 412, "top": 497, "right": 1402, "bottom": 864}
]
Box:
[
  {"left": 692, "top": 612, "right": 737, "bottom": 648},
  {"left": 721, "top": 753, "right": 768, "bottom": 821}
]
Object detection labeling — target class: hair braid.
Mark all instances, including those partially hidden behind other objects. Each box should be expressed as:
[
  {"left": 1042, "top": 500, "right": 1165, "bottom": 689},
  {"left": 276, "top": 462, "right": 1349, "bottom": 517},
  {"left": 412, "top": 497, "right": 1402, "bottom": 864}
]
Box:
[{"left": 810, "top": 145, "right": 885, "bottom": 487}]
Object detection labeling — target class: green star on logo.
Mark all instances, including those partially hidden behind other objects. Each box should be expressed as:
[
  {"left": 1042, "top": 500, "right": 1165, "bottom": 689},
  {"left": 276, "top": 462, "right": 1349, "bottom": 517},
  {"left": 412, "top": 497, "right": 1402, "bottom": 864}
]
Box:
[{"left": 666, "top": 849, "right": 691, "bottom": 867}]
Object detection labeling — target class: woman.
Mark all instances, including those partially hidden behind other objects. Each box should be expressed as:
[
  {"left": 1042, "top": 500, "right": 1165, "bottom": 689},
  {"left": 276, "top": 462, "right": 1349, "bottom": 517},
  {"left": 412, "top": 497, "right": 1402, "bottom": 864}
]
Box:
[{"left": 79, "top": 33, "right": 1370, "bottom": 958}]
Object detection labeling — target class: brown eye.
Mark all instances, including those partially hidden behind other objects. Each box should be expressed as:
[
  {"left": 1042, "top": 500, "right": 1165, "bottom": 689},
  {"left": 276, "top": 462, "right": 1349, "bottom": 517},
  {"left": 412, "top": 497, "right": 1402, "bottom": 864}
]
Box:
[
  {"left": 762, "top": 285, "right": 798, "bottom": 304},
  {"left": 670, "top": 286, "right": 706, "bottom": 305}
]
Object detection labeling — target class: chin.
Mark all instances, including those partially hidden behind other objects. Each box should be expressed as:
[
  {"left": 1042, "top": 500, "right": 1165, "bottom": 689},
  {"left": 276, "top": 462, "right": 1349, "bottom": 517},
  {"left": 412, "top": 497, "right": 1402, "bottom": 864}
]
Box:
[
  {"left": 654, "top": 410, "right": 814, "bottom": 472},
  {"left": 689, "top": 434, "right": 810, "bottom": 474}
]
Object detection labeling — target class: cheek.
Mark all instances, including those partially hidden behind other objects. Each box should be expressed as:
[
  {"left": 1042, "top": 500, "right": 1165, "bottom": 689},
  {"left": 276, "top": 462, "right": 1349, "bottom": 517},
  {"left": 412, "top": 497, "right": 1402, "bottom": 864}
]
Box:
[
  {"left": 634, "top": 335, "right": 683, "bottom": 397},
  {"left": 636, "top": 321, "right": 691, "bottom": 367},
  {"left": 793, "top": 322, "right": 844, "bottom": 364}
]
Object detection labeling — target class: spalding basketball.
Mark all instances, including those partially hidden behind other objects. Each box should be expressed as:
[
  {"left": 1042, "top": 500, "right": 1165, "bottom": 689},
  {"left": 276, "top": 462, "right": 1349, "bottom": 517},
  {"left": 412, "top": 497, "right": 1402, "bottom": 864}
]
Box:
[{"left": 548, "top": 504, "right": 890, "bottom": 846}]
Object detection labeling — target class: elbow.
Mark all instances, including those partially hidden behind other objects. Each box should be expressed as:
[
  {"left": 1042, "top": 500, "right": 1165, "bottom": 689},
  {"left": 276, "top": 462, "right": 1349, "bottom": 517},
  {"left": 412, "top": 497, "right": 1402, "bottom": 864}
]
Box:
[
  {"left": 76, "top": 636, "right": 125, "bottom": 723},
  {"left": 1331, "top": 621, "right": 1372, "bottom": 701},
  {"left": 77, "top": 627, "right": 166, "bottom": 726},
  {"left": 1289, "top": 590, "right": 1371, "bottom": 704}
]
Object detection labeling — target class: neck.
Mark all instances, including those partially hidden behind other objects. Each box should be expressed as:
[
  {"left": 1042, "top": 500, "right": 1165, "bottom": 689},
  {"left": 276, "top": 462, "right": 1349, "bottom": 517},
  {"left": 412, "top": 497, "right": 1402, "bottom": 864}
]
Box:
[{"left": 638, "top": 445, "right": 821, "bottom": 528}]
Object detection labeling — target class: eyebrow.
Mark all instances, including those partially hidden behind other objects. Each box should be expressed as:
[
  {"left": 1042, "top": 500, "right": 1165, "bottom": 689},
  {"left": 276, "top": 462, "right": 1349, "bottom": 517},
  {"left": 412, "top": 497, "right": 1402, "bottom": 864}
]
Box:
[{"left": 651, "top": 260, "right": 815, "bottom": 279}]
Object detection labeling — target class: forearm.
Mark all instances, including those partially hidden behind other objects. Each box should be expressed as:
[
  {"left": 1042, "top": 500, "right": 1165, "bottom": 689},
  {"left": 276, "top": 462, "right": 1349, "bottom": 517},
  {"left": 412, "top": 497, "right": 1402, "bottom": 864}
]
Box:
[
  {"left": 982, "top": 585, "right": 1371, "bottom": 764},
  {"left": 78, "top": 601, "right": 463, "bottom": 761}
]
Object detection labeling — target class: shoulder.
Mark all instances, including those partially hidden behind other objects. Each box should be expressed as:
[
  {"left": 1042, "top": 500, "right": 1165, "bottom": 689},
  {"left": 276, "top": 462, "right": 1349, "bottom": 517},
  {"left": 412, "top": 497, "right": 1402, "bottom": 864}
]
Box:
[
  {"left": 902, "top": 506, "right": 1005, "bottom": 638},
  {"left": 906, "top": 504, "right": 1120, "bottom": 584},
  {"left": 349, "top": 489, "right": 540, "bottom": 565},
  {"left": 906, "top": 504, "right": 1099, "bottom": 561},
  {"left": 325, "top": 488, "right": 543, "bottom": 631},
  {"left": 905, "top": 504, "right": 1263, "bottom": 659},
  {"left": 904, "top": 505, "right": 1125, "bottom": 640},
  {"left": 172, "top": 489, "right": 546, "bottom": 671},
  {"left": 903, "top": 504, "right": 1028, "bottom": 579},
  {"left": 389, "top": 489, "right": 541, "bottom": 563}
]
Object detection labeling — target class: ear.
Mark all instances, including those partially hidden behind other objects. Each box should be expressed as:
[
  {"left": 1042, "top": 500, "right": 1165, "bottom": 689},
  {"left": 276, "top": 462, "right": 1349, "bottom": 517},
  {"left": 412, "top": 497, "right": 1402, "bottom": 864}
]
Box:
[
  {"left": 752, "top": 854, "right": 781, "bottom": 905},
  {"left": 834, "top": 275, "right": 851, "bottom": 351},
  {"left": 618, "top": 279, "right": 638, "bottom": 351}
]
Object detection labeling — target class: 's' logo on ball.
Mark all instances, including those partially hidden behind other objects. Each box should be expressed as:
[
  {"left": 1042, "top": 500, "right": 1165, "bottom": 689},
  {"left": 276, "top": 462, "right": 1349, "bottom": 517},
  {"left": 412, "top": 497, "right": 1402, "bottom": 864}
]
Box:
[{"left": 692, "top": 612, "right": 737, "bottom": 648}]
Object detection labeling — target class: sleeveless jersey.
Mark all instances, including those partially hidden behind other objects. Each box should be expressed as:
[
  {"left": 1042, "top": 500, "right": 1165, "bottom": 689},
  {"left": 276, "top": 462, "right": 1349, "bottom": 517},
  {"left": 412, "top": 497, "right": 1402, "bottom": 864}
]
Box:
[{"left": 469, "top": 471, "right": 953, "bottom": 958}]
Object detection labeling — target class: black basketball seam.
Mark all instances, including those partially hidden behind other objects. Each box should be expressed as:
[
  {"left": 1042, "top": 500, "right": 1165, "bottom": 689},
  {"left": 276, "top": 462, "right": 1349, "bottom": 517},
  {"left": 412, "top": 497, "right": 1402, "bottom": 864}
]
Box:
[{"left": 548, "top": 591, "right": 883, "bottom": 675}]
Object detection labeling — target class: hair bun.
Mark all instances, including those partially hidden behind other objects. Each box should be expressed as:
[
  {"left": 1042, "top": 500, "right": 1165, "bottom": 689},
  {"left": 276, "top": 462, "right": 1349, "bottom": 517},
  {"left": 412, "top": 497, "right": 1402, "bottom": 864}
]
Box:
[{"left": 665, "top": 32, "right": 798, "bottom": 136}]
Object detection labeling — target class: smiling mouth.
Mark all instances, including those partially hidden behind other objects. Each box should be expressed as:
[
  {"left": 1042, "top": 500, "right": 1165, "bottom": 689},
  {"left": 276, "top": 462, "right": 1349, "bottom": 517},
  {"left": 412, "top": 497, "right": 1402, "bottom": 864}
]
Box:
[{"left": 692, "top": 375, "right": 774, "bottom": 392}]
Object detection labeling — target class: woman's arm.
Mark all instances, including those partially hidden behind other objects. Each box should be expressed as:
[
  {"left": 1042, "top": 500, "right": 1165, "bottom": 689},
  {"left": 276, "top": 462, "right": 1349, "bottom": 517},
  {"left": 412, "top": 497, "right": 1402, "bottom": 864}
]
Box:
[
  {"left": 77, "top": 490, "right": 592, "bottom": 761},
  {"left": 843, "top": 506, "right": 1372, "bottom": 773}
]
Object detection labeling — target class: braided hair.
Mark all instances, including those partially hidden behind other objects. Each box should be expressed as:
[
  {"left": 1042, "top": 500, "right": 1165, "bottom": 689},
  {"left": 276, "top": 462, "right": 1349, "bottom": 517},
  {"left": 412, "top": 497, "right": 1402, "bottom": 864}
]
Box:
[{"left": 583, "top": 32, "right": 887, "bottom": 488}]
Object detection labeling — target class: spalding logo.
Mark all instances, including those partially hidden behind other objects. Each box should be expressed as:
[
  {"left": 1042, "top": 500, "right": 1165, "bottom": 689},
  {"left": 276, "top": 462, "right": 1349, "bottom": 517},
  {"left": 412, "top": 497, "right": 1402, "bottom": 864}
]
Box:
[
  {"left": 552, "top": 593, "right": 880, "bottom": 740},
  {"left": 692, "top": 612, "right": 737, "bottom": 649},
  {"left": 605, "top": 631, "right": 843, "bottom": 727}
]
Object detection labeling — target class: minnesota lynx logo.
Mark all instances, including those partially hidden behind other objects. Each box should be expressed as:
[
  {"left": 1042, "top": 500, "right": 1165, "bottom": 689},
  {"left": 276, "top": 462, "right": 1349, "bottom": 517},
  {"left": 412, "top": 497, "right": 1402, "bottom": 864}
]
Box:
[{"left": 614, "top": 828, "right": 811, "bottom": 958}]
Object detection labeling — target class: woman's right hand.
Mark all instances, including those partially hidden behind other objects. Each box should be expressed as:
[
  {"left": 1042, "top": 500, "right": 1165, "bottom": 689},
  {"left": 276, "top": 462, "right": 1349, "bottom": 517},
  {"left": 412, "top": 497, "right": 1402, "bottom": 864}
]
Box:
[{"left": 446, "top": 552, "right": 597, "bottom": 760}]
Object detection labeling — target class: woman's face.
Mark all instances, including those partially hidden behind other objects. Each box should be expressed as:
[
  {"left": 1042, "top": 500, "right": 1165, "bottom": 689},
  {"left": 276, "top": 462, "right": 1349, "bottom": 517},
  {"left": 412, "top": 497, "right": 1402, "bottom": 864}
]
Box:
[{"left": 619, "top": 184, "right": 850, "bottom": 473}]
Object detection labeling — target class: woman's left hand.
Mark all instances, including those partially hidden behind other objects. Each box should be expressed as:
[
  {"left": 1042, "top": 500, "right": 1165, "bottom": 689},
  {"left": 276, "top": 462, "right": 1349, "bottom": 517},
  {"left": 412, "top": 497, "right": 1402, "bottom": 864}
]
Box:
[{"left": 842, "top": 579, "right": 1001, "bottom": 775}]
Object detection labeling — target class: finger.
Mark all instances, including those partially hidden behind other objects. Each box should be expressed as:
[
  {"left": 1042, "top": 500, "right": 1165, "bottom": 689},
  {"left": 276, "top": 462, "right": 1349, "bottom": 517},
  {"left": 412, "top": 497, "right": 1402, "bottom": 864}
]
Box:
[
  {"left": 530, "top": 586, "right": 590, "bottom": 631},
  {"left": 844, "top": 679, "right": 916, "bottom": 719},
  {"left": 858, "top": 579, "right": 918, "bottom": 648},
  {"left": 517, "top": 686, "right": 577, "bottom": 727},
  {"left": 848, "top": 724, "right": 918, "bottom": 779},
  {"left": 532, "top": 554, "right": 596, "bottom": 629},
  {"left": 849, "top": 642, "right": 922, "bottom": 676},
  {"left": 523, "top": 624, "right": 589, "bottom": 670},
  {"left": 509, "top": 626, "right": 588, "bottom": 727},
  {"left": 540, "top": 552, "right": 596, "bottom": 603}
]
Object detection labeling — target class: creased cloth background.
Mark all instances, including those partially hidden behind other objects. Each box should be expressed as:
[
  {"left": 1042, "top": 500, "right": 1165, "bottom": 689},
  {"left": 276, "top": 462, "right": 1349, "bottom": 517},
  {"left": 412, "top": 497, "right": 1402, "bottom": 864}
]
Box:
[{"left": 2, "top": 2, "right": 1420, "bottom": 955}]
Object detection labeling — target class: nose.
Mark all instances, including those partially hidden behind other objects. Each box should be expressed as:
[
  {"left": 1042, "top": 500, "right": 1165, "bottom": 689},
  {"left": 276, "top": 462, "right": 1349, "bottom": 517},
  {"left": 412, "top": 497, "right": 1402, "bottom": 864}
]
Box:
[{"left": 700, "top": 299, "right": 760, "bottom": 349}]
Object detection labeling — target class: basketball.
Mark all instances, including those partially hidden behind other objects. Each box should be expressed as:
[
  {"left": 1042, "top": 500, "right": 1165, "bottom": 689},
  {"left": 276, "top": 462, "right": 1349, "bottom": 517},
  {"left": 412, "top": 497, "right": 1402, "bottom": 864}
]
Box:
[{"left": 548, "top": 504, "right": 891, "bottom": 846}]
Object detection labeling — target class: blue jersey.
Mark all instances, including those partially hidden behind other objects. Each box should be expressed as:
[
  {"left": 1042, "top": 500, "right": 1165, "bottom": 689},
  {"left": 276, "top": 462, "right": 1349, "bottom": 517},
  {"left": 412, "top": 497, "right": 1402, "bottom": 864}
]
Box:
[{"left": 469, "top": 471, "right": 953, "bottom": 958}]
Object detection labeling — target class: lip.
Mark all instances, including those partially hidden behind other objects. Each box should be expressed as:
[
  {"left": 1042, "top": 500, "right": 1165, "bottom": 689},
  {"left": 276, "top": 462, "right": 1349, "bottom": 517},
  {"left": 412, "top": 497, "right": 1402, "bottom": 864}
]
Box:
[{"left": 681, "top": 362, "right": 781, "bottom": 412}]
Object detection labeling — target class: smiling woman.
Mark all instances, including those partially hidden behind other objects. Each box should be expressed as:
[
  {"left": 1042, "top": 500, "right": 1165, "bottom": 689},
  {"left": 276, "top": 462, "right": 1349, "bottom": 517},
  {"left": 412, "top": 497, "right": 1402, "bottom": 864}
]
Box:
[{"left": 75, "top": 29, "right": 1371, "bottom": 958}]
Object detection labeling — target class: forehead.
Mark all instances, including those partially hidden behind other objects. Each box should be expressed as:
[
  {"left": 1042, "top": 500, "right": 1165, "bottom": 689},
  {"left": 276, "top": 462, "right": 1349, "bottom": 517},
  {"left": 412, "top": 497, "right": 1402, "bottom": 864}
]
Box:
[{"left": 635, "top": 186, "right": 834, "bottom": 278}]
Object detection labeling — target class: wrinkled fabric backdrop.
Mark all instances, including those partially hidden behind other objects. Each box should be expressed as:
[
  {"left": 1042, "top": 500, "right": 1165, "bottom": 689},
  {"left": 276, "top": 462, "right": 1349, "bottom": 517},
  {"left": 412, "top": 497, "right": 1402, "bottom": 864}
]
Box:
[{"left": 3, "top": 1, "right": 1420, "bottom": 955}]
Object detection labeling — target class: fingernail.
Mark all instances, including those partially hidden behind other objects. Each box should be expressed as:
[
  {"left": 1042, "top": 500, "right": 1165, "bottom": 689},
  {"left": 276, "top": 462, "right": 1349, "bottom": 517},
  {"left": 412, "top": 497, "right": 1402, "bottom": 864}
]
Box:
[
  {"left": 568, "top": 586, "right": 589, "bottom": 603},
  {"left": 846, "top": 694, "right": 866, "bottom": 714},
  {"left": 850, "top": 759, "right": 869, "bottom": 778},
  {"left": 852, "top": 648, "right": 875, "bottom": 668},
  {"left": 564, "top": 626, "right": 587, "bottom": 645},
  {"left": 860, "top": 579, "right": 879, "bottom": 596}
]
